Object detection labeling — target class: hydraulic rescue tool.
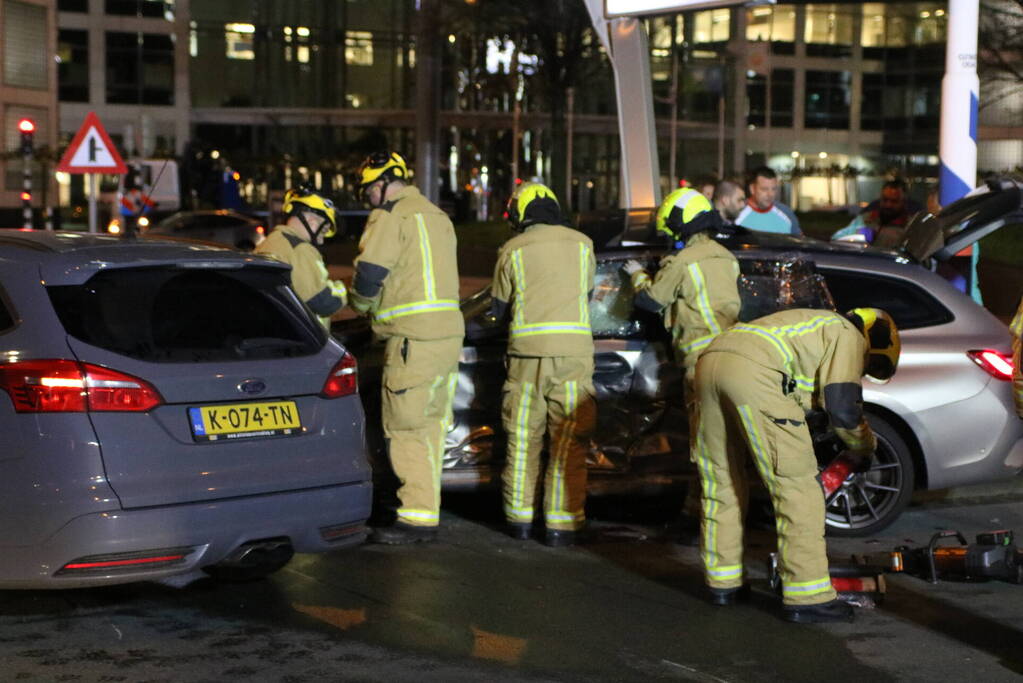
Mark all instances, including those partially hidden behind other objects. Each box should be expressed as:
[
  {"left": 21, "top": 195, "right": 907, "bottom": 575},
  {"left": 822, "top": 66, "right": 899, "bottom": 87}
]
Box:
[{"left": 888, "top": 529, "right": 1023, "bottom": 584}]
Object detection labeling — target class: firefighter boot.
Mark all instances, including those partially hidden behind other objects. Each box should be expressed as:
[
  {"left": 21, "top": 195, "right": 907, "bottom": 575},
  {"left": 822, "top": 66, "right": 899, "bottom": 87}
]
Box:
[{"left": 783, "top": 599, "right": 855, "bottom": 624}]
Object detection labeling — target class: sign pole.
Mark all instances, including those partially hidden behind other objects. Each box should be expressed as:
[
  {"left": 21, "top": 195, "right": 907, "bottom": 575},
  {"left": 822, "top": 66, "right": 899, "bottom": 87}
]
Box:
[{"left": 88, "top": 173, "right": 98, "bottom": 234}]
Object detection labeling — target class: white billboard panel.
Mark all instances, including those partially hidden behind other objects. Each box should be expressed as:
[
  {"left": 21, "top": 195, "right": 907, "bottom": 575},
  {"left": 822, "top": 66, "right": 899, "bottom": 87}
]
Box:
[{"left": 605, "top": 0, "right": 772, "bottom": 19}]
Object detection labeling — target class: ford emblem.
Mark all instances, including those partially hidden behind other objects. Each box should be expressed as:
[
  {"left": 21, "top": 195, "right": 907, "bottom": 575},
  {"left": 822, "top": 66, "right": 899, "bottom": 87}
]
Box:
[{"left": 238, "top": 379, "right": 267, "bottom": 395}]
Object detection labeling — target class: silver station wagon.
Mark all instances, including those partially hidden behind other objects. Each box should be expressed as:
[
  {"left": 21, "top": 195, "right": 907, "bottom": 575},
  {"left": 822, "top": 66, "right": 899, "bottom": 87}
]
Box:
[{"left": 0, "top": 231, "right": 371, "bottom": 588}]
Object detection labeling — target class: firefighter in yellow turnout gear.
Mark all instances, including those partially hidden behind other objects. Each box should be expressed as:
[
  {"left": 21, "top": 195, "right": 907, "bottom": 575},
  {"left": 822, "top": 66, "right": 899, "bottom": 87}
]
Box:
[
  {"left": 1012, "top": 297, "right": 1023, "bottom": 418},
  {"left": 256, "top": 188, "right": 347, "bottom": 328},
  {"left": 622, "top": 187, "right": 741, "bottom": 541},
  {"left": 491, "top": 183, "right": 596, "bottom": 547},
  {"left": 694, "top": 307, "right": 899, "bottom": 622},
  {"left": 350, "top": 152, "right": 465, "bottom": 545}
]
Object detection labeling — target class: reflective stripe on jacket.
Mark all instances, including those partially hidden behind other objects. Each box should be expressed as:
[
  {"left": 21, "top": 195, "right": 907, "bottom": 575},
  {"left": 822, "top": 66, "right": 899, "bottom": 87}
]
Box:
[
  {"left": 350, "top": 186, "right": 464, "bottom": 341},
  {"left": 492, "top": 223, "right": 595, "bottom": 357},
  {"left": 631, "top": 232, "right": 740, "bottom": 371},
  {"left": 703, "top": 308, "right": 873, "bottom": 453}
]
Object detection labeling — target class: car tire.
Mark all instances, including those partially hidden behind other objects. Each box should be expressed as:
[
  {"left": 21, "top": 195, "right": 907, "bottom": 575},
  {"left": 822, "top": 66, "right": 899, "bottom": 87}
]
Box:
[{"left": 824, "top": 413, "right": 915, "bottom": 537}]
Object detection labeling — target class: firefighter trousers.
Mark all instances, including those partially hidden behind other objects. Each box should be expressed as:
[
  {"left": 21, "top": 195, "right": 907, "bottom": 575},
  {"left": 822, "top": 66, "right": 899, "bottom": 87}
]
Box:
[
  {"left": 501, "top": 355, "right": 596, "bottom": 531},
  {"left": 694, "top": 352, "right": 837, "bottom": 606},
  {"left": 382, "top": 335, "right": 462, "bottom": 528}
]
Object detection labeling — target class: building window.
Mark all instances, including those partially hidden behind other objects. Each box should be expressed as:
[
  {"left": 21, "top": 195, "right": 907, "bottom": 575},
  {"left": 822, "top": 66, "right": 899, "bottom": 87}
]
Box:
[
  {"left": 225, "top": 23, "right": 255, "bottom": 60},
  {"left": 747, "top": 68, "right": 794, "bottom": 128},
  {"left": 4, "top": 1, "right": 48, "bottom": 90},
  {"left": 862, "top": 2, "right": 947, "bottom": 59},
  {"left": 345, "top": 31, "right": 374, "bottom": 66},
  {"left": 805, "top": 70, "right": 850, "bottom": 129},
  {"left": 861, "top": 73, "right": 941, "bottom": 135},
  {"left": 283, "top": 26, "right": 311, "bottom": 64},
  {"left": 58, "top": 29, "right": 90, "bottom": 102},
  {"left": 804, "top": 4, "right": 854, "bottom": 57},
  {"left": 692, "top": 9, "right": 729, "bottom": 44},
  {"left": 745, "top": 4, "right": 796, "bottom": 54},
  {"left": 105, "top": 0, "right": 174, "bottom": 20},
  {"left": 861, "top": 73, "right": 884, "bottom": 131},
  {"left": 913, "top": 4, "right": 947, "bottom": 45},
  {"left": 106, "top": 32, "right": 175, "bottom": 105},
  {"left": 58, "top": 0, "right": 89, "bottom": 11}
]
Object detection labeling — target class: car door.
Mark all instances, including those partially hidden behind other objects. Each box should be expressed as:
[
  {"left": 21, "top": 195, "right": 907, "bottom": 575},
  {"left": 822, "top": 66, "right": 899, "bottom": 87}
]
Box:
[{"left": 903, "top": 178, "right": 1023, "bottom": 262}]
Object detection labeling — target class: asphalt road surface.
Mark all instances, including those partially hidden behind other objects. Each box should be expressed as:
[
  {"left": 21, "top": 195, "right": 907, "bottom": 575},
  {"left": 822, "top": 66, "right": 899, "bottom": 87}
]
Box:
[{"left": 2, "top": 490, "right": 1023, "bottom": 682}]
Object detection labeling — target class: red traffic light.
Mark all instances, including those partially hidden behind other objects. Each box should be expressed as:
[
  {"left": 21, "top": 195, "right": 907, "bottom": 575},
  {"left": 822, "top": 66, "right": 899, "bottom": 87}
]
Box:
[
  {"left": 17, "top": 119, "right": 35, "bottom": 134},
  {"left": 20, "top": 191, "right": 31, "bottom": 201}
]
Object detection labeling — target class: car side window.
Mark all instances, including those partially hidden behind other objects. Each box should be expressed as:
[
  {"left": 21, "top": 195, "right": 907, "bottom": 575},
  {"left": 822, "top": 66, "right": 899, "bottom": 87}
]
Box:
[
  {"left": 590, "top": 259, "right": 644, "bottom": 339},
  {"left": 820, "top": 268, "right": 953, "bottom": 330}
]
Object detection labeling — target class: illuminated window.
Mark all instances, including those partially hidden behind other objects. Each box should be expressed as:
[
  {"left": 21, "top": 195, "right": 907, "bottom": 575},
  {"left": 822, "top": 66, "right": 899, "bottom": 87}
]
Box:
[
  {"left": 283, "top": 26, "right": 311, "bottom": 64},
  {"left": 693, "top": 9, "right": 729, "bottom": 44},
  {"left": 346, "top": 31, "right": 373, "bottom": 66},
  {"left": 805, "top": 4, "right": 854, "bottom": 57},
  {"left": 746, "top": 5, "right": 796, "bottom": 43},
  {"left": 225, "top": 23, "right": 254, "bottom": 61},
  {"left": 914, "top": 3, "right": 946, "bottom": 45},
  {"left": 861, "top": 3, "right": 886, "bottom": 47}
]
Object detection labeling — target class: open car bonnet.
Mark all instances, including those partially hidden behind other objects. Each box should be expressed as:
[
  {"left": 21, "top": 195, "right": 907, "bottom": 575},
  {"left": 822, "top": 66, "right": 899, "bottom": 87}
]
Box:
[{"left": 902, "top": 178, "right": 1023, "bottom": 262}]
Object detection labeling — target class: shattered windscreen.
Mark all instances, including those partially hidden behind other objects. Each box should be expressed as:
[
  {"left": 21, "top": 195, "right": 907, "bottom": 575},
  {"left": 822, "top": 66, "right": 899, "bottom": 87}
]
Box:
[
  {"left": 738, "top": 255, "right": 836, "bottom": 321},
  {"left": 590, "top": 259, "right": 645, "bottom": 339}
]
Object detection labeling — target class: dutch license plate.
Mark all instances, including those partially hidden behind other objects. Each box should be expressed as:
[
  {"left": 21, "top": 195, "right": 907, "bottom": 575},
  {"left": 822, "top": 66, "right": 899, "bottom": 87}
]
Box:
[{"left": 188, "top": 400, "right": 301, "bottom": 442}]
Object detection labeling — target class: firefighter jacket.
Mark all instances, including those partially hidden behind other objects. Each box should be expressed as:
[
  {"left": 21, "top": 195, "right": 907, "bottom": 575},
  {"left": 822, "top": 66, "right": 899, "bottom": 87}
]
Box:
[
  {"left": 631, "top": 231, "right": 741, "bottom": 371},
  {"left": 491, "top": 223, "right": 596, "bottom": 358},
  {"left": 350, "top": 185, "right": 464, "bottom": 341},
  {"left": 703, "top": 308, "right": 876, "bottom": 456},
  {"left": 256, "top": 224, "right": 347, "bottom": 328},
  {"left": 1012, "top": 298, "right": 1023, "bottom": 418}
]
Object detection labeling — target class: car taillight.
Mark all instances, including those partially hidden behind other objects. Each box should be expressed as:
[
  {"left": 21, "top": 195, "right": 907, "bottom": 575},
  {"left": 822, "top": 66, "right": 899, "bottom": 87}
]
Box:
[
  {"left": 0, "top": 360, "right": 163, "bottom": 413},
  {"left": 321, "top": 352, "right": 357, "bottom": 398},
  {"left": 967, "top": 349, "right": 1014, "bottom": 381},
  {"left": 83, "top": 363, "right": 163, "bottom": 411}
]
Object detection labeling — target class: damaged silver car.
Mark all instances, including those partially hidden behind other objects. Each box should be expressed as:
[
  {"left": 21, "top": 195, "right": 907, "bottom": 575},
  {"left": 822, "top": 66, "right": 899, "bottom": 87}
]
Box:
[{"left": 338, "top": 178, "right": 1023, "bottom": 536}]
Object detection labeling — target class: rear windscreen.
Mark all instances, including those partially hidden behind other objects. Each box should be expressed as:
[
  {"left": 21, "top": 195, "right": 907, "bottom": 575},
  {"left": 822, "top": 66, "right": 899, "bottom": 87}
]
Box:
[{"left": 48, "top": 267, "right": 326, "bottom": 362}]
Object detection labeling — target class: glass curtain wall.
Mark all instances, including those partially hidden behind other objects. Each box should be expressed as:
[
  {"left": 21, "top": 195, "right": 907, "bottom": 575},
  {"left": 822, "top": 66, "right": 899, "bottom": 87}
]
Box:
[
  {"left": 860, "top": 2, "right": 945, "bottom": 162},
  {"left": 190, "top": 0, "right": 413, "bottom": 110}
]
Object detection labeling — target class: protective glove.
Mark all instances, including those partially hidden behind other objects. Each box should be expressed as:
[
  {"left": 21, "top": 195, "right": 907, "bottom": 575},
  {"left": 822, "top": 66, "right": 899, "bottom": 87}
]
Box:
[
  {"left": 834, "top": 423, "right": 876, "bottom": 472},
  {"left": 621, "top": 259, "right": 644, "bottom": 277}
]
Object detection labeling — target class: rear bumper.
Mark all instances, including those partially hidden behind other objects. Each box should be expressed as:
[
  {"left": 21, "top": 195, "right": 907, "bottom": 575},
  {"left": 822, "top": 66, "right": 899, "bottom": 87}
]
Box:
[{"left": 0, "top": 480, "right": 371, "bottom": 589}]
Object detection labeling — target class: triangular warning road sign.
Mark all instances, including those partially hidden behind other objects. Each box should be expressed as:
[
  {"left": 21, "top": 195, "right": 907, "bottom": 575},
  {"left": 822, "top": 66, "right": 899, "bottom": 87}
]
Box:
[{"left": 56, "top": 112, "right": 128, "bottom": 174}]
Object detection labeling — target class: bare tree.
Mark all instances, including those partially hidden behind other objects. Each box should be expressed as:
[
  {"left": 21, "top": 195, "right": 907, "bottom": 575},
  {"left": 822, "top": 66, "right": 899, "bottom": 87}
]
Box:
[{"left": 979, "top": 0, "right": 1023, "bottom": 109}]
